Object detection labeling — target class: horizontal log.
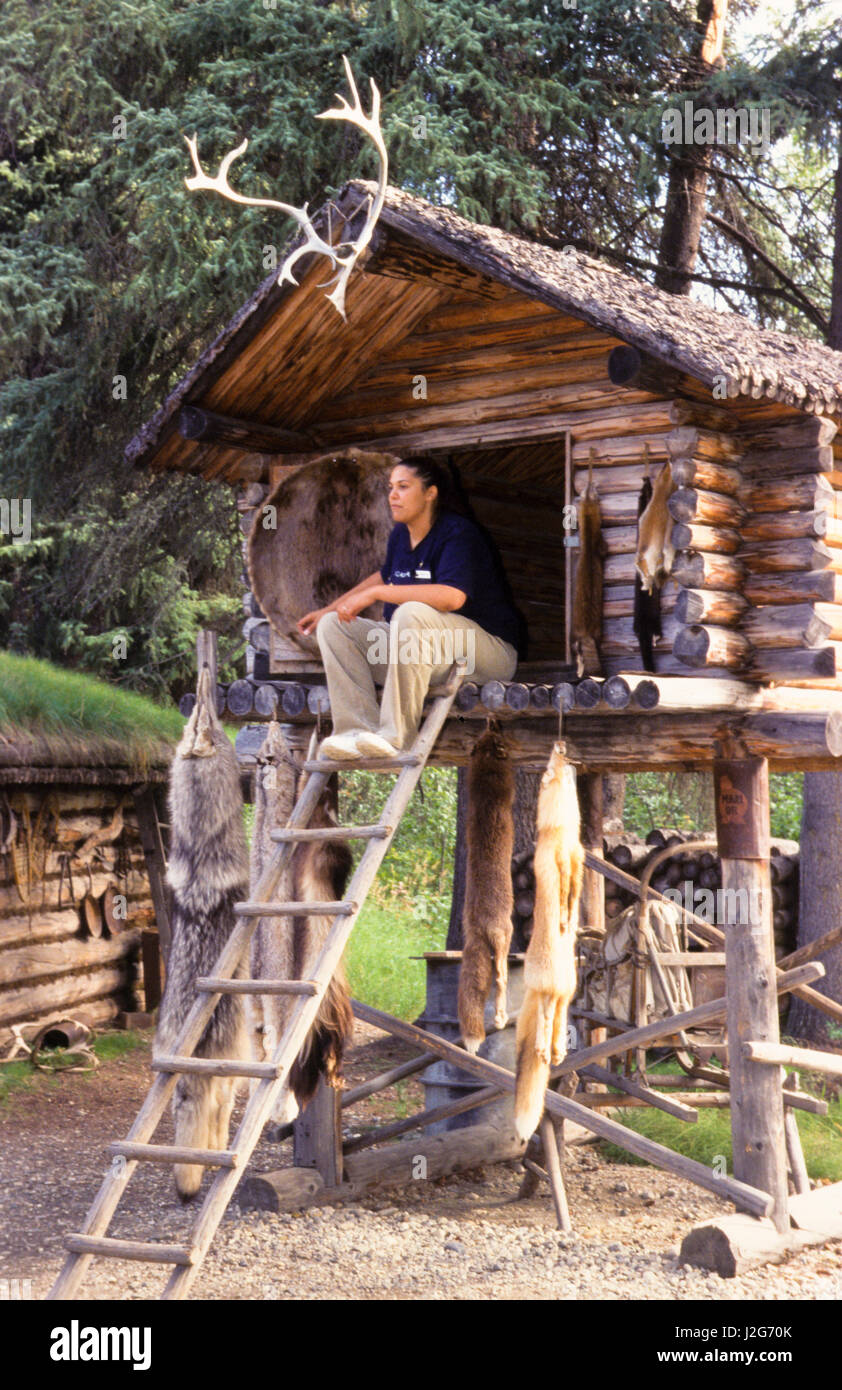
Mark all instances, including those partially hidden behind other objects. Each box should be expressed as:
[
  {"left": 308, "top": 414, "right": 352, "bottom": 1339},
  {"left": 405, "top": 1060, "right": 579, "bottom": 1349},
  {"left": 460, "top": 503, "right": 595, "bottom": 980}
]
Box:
[
  {"left": 739, "top": 445, "right": 834, "bottom": 476},
  {"left": 738, "top": 473, "right": 835, "bottom": 513},
  {"left": 748, "top": 647, "right": 838, "bottom": 683},
  {"left": 179, "top": 406, "right": 314, "bottom": 453},
  {"left": 670, "top": 551, "right": 746, "bottom": 590},
  {"left": 742, "top": 604, "right": 830, "bottom": 650},
  {"left": 0, "top": 930, "right": 141, "bottom": 987},
  {"left": 669, "top": 399, "right": 738, "bottom": 433},
  {"left": 666, "top": 426, "right": 742, "bottom": 462},
  {"left": 421, "top": 711, "right": 842, "bottom": 771},
  {"left": 674, "top": 588, "right": 748, "bottom": 626},
  {"left": 739, "top": 538, "right": 833, "bottom": 573},
  {"left": 225, "top": 679, "right": 255, "bottom": 716},
  {"left": 673, "top": 624, "right": 752, "bottom": 670},
  {"left": 744, "top": 569, "right": 842, "bottom": 605},
  {"left": 670, "top": 522, "right": 741, "bottom": 555},
  {"left": 602, "top": 613, "right": 681, "bottom": 654},
  {"left": 668, "top": 488, "right": 746, "bottom": 528},
  {"left": 607, "top": 345, "right": 681, "bottom": 394},
  {"left": 738, "top": 417, "right": 837, "bottom": 451},
  {"left": 742, "top": 1041, "right": 842, "bottom": 1079},
  {"left": 668, "top": 458, "right": 742, "bottom": 495},
  {"left": 741, "top": 511, "right": 828, "bottom": 542},
  {"left": 0, "top": 963, "right": 134, "bottom": 1027},
  {"left": 743, "top": 711, "right": 842, "bottom": 760}
]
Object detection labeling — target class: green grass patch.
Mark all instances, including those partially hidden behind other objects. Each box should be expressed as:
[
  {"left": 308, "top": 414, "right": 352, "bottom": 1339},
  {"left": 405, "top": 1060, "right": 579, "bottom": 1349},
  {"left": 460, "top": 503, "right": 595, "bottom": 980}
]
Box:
[
  {"left": 597, "top": 1058, "right": 842, "bottom": 1181},
  {"left": 344, "top": 900, "right": 447, "bottom": 1022},
  {"left": 0, "top": 1028, "right": 148, "bottom": 1105},
  {"left": 0, "top": 651, "right": 183, "bottom": 770}
]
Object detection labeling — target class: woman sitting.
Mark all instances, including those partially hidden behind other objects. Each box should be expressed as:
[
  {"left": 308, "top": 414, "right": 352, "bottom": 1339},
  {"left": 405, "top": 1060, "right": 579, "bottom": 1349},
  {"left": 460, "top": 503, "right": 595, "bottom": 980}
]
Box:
[{"left": 297, "top": 457, "right": 522, "bottom": 759}]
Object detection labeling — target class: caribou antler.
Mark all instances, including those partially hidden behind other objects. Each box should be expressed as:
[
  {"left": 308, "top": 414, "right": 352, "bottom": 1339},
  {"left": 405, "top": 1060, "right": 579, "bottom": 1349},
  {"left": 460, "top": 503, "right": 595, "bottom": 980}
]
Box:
[{"left": 184, "top": 55, "right": 387, "bottom": 320}]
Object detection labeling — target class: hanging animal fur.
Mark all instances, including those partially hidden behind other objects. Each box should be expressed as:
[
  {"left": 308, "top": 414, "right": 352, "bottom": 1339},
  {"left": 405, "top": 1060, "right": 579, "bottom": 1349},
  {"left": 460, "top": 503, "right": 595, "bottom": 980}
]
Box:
[
  {"left": 248, "top": 722, "right": 353, "bottom": 1126},
  {"left": 634, "top": 447, "right": 675, "bottom": 670},
  {"left": 457, "top": 723, "right": 515, "bottom": 1054},
  {"left": 155, "top": 666, "right": 249, "bottom": 1201},
  {"left": 514, "top": 740, "right": 584, "bottom": 1143},
  {"left": 571, "top": 449, "right": 604, "bottom": 678}
]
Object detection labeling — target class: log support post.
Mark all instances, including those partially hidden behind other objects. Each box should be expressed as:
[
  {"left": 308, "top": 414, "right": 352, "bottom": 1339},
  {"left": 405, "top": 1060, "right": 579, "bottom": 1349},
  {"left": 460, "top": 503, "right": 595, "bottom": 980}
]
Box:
[
  {"left": 714, "top": 749, "right": 789, "bottom": 1234},
  {"left": 293, "top": 1077, "right": 343, "bottom": 1188}
]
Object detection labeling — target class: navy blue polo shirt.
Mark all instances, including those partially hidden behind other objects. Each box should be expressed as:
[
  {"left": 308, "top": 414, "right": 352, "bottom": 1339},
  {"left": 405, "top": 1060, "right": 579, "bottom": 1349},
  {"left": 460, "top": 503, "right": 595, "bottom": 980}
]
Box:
[{"left": 379, "top": 511, "right": 520, "bottom": 648}]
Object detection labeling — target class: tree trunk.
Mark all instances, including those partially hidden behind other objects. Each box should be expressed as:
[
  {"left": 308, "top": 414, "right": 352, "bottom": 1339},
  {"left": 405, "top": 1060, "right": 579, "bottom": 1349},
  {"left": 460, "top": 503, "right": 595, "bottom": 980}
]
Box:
[
  {"left": 792, "top": 131, "right": 842, "bottom": 1042},
  {"left": 602, "top": 773, "right": 626, "bottom": 832},
  {"left": 788, "top": 771, "right": 842, "bottom": 1044},
  {"left": 655, "top": 0, "right": 729, "bottom": 295}
]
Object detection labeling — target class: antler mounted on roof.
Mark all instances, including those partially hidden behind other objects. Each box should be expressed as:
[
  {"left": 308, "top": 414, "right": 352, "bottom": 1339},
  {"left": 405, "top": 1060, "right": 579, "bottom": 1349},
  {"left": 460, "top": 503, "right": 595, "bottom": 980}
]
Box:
[{"left": 184, "top": 55, "right": 387, "bottom": 321}]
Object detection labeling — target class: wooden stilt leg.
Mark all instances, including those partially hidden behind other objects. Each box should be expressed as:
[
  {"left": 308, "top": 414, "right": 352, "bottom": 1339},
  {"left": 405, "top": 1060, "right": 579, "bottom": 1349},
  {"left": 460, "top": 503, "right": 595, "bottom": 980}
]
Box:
[
  {"left": 783, "top": 1073, "right": 810, "bottom": 1196},
  {"left": 714, "top": 751, "right": 789, "bottom": 1235},
  {"left": 539, "top": 1115, "right": 572, "bottom": 1232}
]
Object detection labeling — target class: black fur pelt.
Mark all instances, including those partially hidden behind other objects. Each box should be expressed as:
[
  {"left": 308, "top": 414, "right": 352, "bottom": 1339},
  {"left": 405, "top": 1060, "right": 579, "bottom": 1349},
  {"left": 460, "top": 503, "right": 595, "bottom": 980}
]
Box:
[{"left": 155, "top": 667, "right": 250, "bottom": 1201}]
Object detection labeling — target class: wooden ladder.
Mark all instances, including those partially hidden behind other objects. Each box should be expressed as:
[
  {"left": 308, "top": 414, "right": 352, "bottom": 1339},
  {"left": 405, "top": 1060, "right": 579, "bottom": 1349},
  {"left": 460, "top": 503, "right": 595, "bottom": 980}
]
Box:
[{"left": 48, "top": 663, "right": 466, "bottom": 1301}]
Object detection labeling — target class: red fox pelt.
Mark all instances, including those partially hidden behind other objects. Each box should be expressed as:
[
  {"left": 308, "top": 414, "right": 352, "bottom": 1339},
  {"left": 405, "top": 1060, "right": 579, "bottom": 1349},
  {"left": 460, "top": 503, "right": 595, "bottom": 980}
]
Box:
[
  {"left": 457, "top": 725, "right": 515, "bottom": 1054},
  {"left": 248, "top": 722, "right": 353, "bottom": 1127},
  {"left": 514, "top": 741, "right": 584, "bottom": 1142},
  {"left": 635, "top": 455, "right": 675, "bottom": 595}
]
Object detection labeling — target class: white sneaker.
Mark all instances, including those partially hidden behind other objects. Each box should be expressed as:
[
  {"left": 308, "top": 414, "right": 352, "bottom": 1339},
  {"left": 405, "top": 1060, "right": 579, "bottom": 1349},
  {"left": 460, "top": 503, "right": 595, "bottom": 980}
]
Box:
[
  {"left": 353, "top": 731, "right": 400, "bottom": 760},
  {"left": 318, "top": 732, "right": 364, "bottom": 760}
]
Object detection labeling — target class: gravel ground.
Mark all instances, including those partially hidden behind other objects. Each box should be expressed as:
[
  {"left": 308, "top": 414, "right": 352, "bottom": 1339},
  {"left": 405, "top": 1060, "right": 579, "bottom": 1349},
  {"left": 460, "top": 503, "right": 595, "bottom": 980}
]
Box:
[{"left": 2, "top": 1024, "right": 841, "bottom": 1301}]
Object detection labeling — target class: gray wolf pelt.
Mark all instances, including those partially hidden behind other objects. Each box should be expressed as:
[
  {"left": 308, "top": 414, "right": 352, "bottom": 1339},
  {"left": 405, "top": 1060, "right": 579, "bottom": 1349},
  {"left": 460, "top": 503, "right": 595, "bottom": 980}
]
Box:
[
  {"left": 155, "top": 666, "right": 250, "bottom": 1201},
  {"left": 247, "top": 449, "right": 398, "bottom": 659},
  {"left": 514, "top": 741, "right": 584, "bottom": 1142},
  {"left": 458, "top": 724, "right": 515, "bottom": 1054},
  {"left": 247, "top": 722, "right": 353, "bottom": 1126}
]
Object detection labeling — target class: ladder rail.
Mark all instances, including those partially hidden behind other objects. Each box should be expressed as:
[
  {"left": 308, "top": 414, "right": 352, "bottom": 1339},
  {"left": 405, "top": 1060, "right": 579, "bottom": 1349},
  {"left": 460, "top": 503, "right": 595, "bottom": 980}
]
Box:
[
  {"left": 48, "top": 767, "right": 331, "bottom": 1300},
  {"left": 50, "top": 666, "right": 465, "bottom": 1302},
  {"left": 162, "top": 668, "right": 465, "bottom": 1299}
]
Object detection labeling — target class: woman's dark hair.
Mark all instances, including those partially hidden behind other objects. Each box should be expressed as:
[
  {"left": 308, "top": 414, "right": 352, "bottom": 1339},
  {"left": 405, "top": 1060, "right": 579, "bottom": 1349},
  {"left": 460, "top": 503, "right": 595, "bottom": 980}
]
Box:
[
  {"left": 398, "top": 455, "right": 475, "bottom": 520},
  {"left": 397, "top": 454, "right": 529, "bottom": 660}
]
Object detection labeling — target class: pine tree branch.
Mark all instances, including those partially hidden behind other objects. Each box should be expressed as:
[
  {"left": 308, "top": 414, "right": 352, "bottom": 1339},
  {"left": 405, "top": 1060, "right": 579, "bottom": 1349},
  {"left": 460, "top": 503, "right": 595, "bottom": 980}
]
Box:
[{"left": 704, "top": 212, "right": 829, "bottom": 333}]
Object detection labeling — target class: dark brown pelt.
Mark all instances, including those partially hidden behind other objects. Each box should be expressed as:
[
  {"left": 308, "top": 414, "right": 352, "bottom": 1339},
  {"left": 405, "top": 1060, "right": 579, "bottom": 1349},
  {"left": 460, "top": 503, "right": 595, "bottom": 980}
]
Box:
[
  {"left": 288, "top": 803, "right": 354, "bottom": 1108},
  {"left": 571, "top": 465, "right": 604, "bottom": 677},
  {"left": 458, "top": 725, "right": 515, "bottom": 1054}
]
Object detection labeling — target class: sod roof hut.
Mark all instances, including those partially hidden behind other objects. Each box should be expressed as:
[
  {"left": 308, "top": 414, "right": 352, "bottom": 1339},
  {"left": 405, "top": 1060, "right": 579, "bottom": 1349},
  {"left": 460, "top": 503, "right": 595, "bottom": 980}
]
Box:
[
  {"left": 0, "top": 656, "right": 179, "bottom": 1044},
  {"left": 127, "top": 181, "right": 842, "bottom": 774}
]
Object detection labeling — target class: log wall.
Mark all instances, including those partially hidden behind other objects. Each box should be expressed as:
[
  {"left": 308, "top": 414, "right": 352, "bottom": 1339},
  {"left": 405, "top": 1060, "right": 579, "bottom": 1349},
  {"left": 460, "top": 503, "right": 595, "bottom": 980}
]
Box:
[{"left": 0, "top": 785, "right": 161, "bottom": 1044}]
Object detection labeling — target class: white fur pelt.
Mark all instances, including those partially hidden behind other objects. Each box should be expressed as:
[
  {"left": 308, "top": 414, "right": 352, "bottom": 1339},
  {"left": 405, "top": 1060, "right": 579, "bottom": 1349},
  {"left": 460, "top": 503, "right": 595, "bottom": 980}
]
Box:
[
  {"left": 155, "top": 667, "right": 249, "bottom": 1201},
  {"left": 248, "top": 723, "right": 353, "bottom": 1127},
  {"left": 514, "top": 742, "right": 584, "bottom": 1143}
]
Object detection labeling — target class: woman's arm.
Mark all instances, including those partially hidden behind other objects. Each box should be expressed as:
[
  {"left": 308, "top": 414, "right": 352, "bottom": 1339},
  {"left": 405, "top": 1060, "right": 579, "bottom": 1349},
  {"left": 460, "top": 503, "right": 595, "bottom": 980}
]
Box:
[
  {"left": 297, "top": 570, "right": 383, "bottom": 636},
  {"left": 334, "top": 581, "right": 467, "bottom": 622}
]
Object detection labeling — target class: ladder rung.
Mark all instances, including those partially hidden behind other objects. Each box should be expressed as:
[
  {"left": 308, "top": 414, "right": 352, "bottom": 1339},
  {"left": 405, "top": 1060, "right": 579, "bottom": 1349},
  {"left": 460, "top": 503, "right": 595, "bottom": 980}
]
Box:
[
  {"left": 270, "top": 824, "right": 391, "bottom": 842},
  {"left": 196, "top": 977, "right": 319, "bottom": 996},
  {"left": 152, "top": 1056, "right": 280, "bottom": 1079},
  {"left": 65, "top": 1234, "right": 194, "bottom": 1265},
  {"left": 303, "top": 755, "right": 421, "bottom": 773},
  {"left": 233, "top": 900, "right": 355, "bottom": 917},
  {"left": 108, "top": 1141, "right": 238, "bottom": 1168}
]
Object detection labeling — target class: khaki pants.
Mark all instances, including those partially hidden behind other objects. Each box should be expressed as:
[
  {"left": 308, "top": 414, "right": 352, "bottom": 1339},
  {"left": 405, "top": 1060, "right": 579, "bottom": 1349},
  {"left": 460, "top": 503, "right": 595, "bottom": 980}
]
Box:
[{"left": 316, "top": 601, "right": 518, "bottom": 750}]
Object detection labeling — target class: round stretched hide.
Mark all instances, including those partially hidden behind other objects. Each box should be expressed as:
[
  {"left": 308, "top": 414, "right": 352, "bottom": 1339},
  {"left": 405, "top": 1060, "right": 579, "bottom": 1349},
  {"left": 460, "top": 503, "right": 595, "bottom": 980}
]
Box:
[{"left": 247, "top": 450, "right": 396, "bottom": 657}]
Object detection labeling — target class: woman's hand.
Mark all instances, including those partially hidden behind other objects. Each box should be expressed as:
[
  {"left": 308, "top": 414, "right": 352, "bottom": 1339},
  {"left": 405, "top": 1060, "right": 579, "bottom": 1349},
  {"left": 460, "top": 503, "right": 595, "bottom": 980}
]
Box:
[
  {"left": 334, "top": 587, "right": 380, "bottom": 622},
  {"left": 297, "top": 606, "right": 331, "bottom": 637}
]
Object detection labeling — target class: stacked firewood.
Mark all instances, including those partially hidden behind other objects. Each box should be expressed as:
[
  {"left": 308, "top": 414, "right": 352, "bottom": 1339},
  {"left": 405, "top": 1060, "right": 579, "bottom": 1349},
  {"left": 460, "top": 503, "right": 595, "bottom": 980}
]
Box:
[
  {"left": 601, "top": 830, "right": 799, "bottom": 958},
  {"left": 509, "top": 832, "right": 799, "bottom": 959}
]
